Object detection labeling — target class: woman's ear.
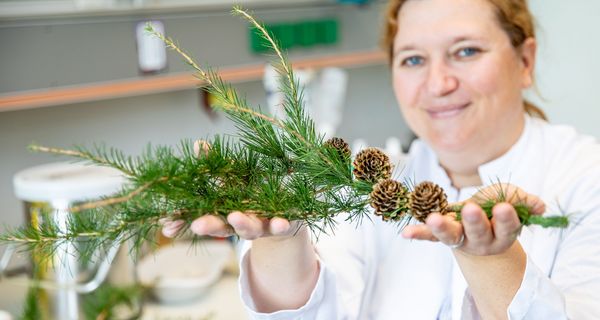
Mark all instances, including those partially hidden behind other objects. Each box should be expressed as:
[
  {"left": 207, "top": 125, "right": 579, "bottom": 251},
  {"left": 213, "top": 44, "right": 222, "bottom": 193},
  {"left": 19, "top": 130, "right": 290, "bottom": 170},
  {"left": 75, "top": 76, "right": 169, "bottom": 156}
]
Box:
[{"left": 520, "top": 37, "right": 537, "bottom": 88}]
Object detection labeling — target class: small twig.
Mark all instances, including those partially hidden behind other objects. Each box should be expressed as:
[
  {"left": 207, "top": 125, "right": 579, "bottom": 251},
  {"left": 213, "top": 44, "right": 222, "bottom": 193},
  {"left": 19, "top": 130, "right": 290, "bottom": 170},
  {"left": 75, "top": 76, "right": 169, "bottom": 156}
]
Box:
[
  {"left": 3, "top": 231, "right": 108, "bottom": 243},
  {"left": 70, "top": 177, "right": 168, "bottom": 212},
  {"left": 147, "top": 24, "right": 315, "bottom": 150},
  {"left": 233, "top": 7, "right": 297, "bottom": 95},
  {"left": 3, "top": 236, "right": 64, "bottom": 243},
  {"left": 29, "top": 145, "right": 111, "bottom": 166},
  {"left": 29, "top": 144, "right": 136, "bottom": 176}
]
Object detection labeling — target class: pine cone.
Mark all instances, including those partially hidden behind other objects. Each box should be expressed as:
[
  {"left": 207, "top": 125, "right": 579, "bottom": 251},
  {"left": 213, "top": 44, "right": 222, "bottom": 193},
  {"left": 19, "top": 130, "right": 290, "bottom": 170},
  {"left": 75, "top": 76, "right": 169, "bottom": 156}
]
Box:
[
  {"left": 352, "top": 148, "right": 392, "bottom": 183},
  {"left": 324, "top": 137, "right": 351, "bottom": 160},
  {"left": 370, "top": 179, "right": 410, "bottom": 221},
  {"left": 410, "top": 181, "right": 448, "bottom": 222}
]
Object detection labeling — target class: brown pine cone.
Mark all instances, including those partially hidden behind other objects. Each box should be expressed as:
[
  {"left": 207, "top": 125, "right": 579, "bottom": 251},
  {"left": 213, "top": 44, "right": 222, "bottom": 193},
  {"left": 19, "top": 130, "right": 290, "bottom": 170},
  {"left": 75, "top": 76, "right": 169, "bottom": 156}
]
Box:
[
  {"left": 370, "top": 179, "right": 410, "bottom": 221},
  {"left": 352, "top": 148, "right": 392, "bottom": 183},
  {"left": 324, "top": 137, "right": 351, "bottom": 160},
  {"left": 410, "top": 181, "right": 448, "bottom": 222}
]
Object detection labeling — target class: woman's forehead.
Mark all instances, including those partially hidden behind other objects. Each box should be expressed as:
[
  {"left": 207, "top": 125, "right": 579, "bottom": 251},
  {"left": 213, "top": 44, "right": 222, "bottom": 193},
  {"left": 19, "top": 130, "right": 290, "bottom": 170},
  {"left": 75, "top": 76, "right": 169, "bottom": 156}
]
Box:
[{"left": 394, "top": 0, "right": 502, "bottom": 48}]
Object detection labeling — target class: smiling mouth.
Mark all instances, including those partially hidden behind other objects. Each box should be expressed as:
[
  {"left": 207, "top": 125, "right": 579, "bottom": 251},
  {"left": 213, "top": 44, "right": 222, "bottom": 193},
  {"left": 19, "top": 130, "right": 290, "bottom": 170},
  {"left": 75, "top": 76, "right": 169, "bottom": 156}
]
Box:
[{"left": 426, "top": 103, "right": 470, "bottom": 119}]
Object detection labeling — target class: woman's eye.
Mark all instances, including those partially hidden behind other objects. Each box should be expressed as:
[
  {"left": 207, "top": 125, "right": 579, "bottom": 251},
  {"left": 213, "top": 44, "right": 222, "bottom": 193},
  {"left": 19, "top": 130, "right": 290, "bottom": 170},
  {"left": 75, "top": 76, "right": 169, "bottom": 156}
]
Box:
[
  {"left": 401, "top": 56, "right": 424, "bottom": 67},
  {"left": 456, "top": 47, "right": 480, "bottom": 58}
]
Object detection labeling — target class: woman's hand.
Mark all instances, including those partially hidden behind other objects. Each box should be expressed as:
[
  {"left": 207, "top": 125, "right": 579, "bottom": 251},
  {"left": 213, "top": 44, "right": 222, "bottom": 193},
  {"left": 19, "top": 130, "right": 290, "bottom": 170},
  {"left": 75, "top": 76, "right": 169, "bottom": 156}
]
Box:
[
  {"left": 161, "top": 211, "right": 297, "bottom": 240},
  {"left": 401, "top": 183, "right": 546, "bottom": 255},
  {"left": 404, "top": 184, "right": 546, "bottom": 318}
]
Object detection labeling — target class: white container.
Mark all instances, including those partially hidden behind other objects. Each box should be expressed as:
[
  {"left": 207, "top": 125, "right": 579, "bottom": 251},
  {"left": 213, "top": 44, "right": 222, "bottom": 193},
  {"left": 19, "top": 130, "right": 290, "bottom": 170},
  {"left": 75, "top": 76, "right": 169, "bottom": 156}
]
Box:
[
  {"left": 13, "top": 162, "right": 124, "bottom": 203},
  {"left": 137, "top": 240, "right": 233, "bottom": 304},
  {"left": 10, "top": 161, "right": 131, "bottom": 320}
]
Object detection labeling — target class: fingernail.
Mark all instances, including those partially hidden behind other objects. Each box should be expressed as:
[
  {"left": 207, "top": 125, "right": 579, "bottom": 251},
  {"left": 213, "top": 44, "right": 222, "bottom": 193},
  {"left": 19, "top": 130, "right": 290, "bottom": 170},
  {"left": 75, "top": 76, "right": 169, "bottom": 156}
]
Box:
[
  {"left": 464, "top": 212, "right": 479, "bottom": 222},
  {"left": 163, "top": 219, "right": 183, "bottom": 232},
  {"left": 162, "top": 226, "right": 177, "bottom": 238},
  {"left": 163, "top": 223, "right": 180, "bottom": 234},
  {"left": 216, "top": 231, "right": 234, "bottom": 238},
  {"left": 172, "top": 220, "right": 184, "bottom": 229}
]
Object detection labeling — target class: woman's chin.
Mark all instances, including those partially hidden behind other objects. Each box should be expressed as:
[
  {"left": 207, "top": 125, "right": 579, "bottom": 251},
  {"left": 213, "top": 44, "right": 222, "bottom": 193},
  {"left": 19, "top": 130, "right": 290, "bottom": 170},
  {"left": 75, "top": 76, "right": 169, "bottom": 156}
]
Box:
[{"left": 427, "top": 134, "right": 472, "bottom": 154}]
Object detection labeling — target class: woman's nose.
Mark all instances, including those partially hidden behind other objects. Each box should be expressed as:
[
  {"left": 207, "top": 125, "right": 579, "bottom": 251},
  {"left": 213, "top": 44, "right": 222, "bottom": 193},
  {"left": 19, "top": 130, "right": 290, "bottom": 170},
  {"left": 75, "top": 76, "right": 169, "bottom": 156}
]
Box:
[{"left": 426, "top": 61, "right": 458, "bottom": 97}]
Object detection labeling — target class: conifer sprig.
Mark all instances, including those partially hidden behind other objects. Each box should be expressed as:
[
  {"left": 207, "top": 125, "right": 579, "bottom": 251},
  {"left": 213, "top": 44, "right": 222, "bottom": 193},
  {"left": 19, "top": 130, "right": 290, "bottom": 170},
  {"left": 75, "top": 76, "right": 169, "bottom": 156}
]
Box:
[
  {"left": 448, "top": 182, "right": 570, "bottom": 228},
  {"left": 0, "top": 8, "right": 569, "bottom": 265}
]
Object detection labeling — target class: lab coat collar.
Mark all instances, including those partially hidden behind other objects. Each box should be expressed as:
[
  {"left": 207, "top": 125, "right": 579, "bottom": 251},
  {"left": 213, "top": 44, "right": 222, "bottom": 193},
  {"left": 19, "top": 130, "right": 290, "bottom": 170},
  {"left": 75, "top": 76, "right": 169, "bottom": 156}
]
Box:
[
  {"left": 477, "top": 114, "right": 533, "bottom": 187},
  {"left": 420, "top": 114, "right": 533, "bottom": 201}
]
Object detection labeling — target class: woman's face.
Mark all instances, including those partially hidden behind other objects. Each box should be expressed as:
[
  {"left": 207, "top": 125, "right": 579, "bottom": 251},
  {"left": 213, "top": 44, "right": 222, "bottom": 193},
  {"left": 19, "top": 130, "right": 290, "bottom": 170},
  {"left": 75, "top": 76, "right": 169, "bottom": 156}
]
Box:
[{"left": 392, "top": 0, "right": 535, "bottom": 156}]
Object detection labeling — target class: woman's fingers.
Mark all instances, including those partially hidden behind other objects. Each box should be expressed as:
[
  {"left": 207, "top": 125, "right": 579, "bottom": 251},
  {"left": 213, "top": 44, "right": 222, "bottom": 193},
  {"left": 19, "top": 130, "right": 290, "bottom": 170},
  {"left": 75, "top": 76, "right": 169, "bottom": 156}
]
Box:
[
  {"left": 193, "top": 139, "right": 211, "bottom": 157},
  {"left": 461, "top": 202, "right": 493, "bottom": 247},
  {"left": 521, "top": 193, "right": 546, "bottom": 215},
  {"left": 176, "top": 211, "right": 295, "bottom": 241},
  {"left": 402, "top": 224, "right": 437, "bottom": 242},
  {"left": 502, "top": 184, "right": 546, "bottom": 215},
  {"left": 426, "top": 213, "right": 464, "bottom": 246},
  {"left": 191, "top": 214, "right": 233, "bottom": 237},
  {"left": 227, "top": 211, "right": 269, "bottom": 240},
  {"left": 474, "top": 183, "right": 546, "bottom": 215},
  {"left": 269, "top": 217, "right": 292, "bottom": 236},
  {"left": 161, "top": 219, "right": 185, "bottom": 238},
  {"left": 406, "top": 185, "right": 541, "bottom": 256},
  {"left": 490, "top": 202, "right": 521, "bottom": 244},
  {"left": 457, "top": 202, "right": 523, "bottom": 255}
]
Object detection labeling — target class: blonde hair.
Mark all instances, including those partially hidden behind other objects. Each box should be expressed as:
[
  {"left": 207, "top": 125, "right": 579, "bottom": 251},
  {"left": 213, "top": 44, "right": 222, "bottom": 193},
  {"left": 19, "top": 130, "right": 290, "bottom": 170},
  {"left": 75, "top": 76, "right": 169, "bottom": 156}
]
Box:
[{"left": 382, "top": 0, "right": 547, "bottom": 120}]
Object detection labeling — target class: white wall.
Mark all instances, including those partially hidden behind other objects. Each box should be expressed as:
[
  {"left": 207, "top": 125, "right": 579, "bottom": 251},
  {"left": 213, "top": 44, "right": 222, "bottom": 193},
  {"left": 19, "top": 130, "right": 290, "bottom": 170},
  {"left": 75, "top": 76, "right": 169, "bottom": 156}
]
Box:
[{"left": 528, "top": 0, "right": 600, "bottom": 137}]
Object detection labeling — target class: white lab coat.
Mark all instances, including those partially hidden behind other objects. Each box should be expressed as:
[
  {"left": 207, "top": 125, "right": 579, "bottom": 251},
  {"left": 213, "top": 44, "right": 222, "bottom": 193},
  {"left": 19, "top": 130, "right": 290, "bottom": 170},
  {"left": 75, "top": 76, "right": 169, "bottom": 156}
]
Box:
[{"left": 238, "top": 115, "right": 600, "bottom": 319}]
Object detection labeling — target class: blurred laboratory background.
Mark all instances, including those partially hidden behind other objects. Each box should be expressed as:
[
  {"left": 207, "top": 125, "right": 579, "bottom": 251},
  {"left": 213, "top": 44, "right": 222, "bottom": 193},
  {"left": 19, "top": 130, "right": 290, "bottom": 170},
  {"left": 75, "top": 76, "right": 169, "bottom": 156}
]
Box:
[{"left": 0, "top": 0, "right": 598, "bottom": 318}]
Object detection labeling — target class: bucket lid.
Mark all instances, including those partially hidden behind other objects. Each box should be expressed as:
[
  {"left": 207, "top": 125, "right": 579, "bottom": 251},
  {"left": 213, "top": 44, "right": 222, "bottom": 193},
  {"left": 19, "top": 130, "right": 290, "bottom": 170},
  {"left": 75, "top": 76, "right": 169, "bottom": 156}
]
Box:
[{"left": 13, "top": 162, "right": 125, "bottom": 202}]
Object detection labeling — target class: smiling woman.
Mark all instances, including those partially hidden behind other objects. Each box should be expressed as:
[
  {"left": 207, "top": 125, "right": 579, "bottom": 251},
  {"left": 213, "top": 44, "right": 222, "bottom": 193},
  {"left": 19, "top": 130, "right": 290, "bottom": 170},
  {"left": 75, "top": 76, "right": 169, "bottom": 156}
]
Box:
[
  {"left": 389, "top": 0, "right": 535, "bottom": 186},
  {"left": 166, "top": 0, "right": 600, "bottom": 319}
]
